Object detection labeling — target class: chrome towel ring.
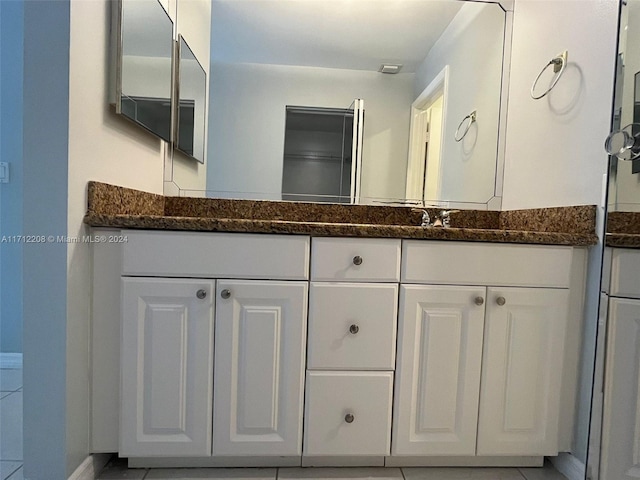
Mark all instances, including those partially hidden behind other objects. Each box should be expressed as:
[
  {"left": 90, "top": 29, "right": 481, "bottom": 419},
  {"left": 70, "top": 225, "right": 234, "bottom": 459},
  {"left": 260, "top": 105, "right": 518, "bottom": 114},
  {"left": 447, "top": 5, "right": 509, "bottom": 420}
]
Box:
[
  {"left": 531, "top": 50, "right": 568, "bottom": 100},
  {"left": 454, "top": 111, "right": 476, "bottom": 142}
]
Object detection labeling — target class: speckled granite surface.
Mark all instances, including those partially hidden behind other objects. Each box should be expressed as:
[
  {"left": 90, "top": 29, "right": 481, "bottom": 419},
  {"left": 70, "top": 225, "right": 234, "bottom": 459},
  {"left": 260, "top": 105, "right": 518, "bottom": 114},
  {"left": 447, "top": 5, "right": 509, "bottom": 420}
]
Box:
[
  {"left": 88, "top": 181, "right": 164, "bottom": 216},
  {"left": 606, "top": 211, "right": 640, "bottom": 247},
  {"left": 84, "top": 181, "right": 598, "bottom": 246}
]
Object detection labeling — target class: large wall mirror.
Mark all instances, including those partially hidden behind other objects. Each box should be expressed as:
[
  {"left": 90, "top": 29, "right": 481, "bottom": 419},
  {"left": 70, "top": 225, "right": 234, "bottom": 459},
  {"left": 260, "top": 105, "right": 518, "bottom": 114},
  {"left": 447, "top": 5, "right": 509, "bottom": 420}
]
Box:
[
  {"left": 197, "top": 0, "right": 511, "bottom": 208},
  {"left": 110, "top": 0, "right": 174, "bottom": 142}
]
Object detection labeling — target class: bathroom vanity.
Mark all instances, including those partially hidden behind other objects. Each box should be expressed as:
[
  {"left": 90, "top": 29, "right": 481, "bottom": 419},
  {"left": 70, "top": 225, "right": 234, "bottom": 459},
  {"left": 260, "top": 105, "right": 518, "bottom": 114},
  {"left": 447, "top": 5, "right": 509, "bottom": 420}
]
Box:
[{"left": 86, "top": 182, "right": 596, "bottom": 468}]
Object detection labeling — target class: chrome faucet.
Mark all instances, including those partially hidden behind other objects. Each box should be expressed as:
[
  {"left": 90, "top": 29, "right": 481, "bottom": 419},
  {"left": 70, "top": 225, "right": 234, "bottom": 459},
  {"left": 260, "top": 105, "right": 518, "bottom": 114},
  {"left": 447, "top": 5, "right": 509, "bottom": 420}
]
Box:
[{"left": 412, "top": 208, "right": 459, "bottom": 228}]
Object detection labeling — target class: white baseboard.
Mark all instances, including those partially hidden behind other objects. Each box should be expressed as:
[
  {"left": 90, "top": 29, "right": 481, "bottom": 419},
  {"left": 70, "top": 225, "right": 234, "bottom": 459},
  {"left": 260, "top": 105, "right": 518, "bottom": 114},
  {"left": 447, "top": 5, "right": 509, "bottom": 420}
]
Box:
[
  {"left": 0, "top": 353, "right": 22, "bottom": 369},
  {"left": 550, "top": 453, "right": 586, "bottom": 480},
  {"left": 68, "top": 453, "right": 112, "bottom": 480}
]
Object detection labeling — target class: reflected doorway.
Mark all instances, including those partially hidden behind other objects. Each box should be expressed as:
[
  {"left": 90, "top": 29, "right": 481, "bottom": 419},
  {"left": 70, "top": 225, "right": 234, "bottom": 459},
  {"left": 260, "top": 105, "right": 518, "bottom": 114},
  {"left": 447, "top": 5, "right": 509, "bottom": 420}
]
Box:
[{"left": 406, "top": 66, "right": 448, "bottom": 205}]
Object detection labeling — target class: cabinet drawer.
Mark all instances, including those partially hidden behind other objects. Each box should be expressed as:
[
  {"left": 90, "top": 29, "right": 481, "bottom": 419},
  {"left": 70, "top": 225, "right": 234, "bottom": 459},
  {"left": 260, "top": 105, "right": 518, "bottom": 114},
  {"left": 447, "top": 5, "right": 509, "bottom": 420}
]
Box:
[
  {"left": 610, "top": 248, "right": 640, "bottom": 299},
  {"left": 308, "top": 283, "right": 398, "bottom": 370},
  {"left": 402, "top": 241, "right": 572, "bottom": 288},
  {"left": 304, "top": 371, "right": 393, "bottom": 456},
  {"left": 311, "top": 238, "right": 401, "bottom": 282},
  {"left": 122, "top": 231, "right": 310, "bottom": 279}
]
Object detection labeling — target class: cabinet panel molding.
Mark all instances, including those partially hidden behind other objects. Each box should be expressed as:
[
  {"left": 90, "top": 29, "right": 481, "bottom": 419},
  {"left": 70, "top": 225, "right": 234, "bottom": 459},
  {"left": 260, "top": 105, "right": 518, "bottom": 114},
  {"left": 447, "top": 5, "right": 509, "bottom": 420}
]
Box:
[
  {"left": 213, "top": 280, "right": 308, "bottom": 456},
  {"left": 393, "top": 285, "right": 486, "bottom": 456}
]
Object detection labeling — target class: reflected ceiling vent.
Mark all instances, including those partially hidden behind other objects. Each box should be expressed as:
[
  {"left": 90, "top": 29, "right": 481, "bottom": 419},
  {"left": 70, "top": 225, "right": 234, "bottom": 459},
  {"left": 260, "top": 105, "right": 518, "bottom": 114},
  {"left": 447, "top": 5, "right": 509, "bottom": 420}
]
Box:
[{"left": 378, "top": 64, "right": 403, "bottom": 74}]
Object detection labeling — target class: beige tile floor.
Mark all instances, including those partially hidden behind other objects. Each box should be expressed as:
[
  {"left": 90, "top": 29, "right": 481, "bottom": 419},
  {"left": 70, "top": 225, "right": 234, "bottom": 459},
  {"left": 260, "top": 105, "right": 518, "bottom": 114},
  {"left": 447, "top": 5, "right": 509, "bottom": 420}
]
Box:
[
  {"left": 98, "top": 460, "right": 568, "bottom": 480},
  {"left": 0, "top": 368, "right": 23, "bottom": 480}
]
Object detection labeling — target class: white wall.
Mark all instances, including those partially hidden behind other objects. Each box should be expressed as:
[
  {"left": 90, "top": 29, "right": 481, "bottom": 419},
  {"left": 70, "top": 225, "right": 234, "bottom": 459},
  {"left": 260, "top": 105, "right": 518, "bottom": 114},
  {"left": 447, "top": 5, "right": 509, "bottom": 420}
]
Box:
[
  {"left": 502, "top": 0, "right": 619, "bottom": 466},
  {"left": 207, "top": 62, "right": 414, "bottom": 201},
  {"left": 502, "top": 0, "right": 617, "bottom": 210},
  {"left": 414, "top": 2, "right": 504, "bottom": 205}
]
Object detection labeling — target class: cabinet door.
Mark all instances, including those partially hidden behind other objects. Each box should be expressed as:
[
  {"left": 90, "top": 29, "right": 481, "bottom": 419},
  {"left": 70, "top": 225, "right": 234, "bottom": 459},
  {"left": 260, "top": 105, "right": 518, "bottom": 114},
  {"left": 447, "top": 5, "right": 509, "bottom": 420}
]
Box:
[
  {"left": 600, "top": 298, "right": 640, "bottom": 480},
  {"left": 213, "top": 280, "right": 308, "bottom": 456},
  {"left": 392, "top": 285, "right": 486, "bottom": 456},
  {"left": 477, "top": 287, "right": 568, "bottom": 456},
  {"left": 120, "top": 278, "right": 214, "bottom": 457}
]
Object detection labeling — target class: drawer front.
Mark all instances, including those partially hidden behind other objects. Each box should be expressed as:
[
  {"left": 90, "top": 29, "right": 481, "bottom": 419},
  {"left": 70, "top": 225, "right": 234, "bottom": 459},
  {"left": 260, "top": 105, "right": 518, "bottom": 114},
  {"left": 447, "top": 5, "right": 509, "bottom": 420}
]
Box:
[
  {"left": 304, "top": 371, "right": 393, "bottom": 456},
  {"left": 308, "top": 283, "right": 398, "bottom": 370},
  {"left": 402, "top": 241, "right": 573, "bottom": 288},
  {"left": 311, "top": 238, "right": 401, "bottom": 282},
  {"left": 610, "top": 248, "right": 640, "bottom": 299},
  {"left": 122, "top": 231, "right": 310, "bottom": 279}
]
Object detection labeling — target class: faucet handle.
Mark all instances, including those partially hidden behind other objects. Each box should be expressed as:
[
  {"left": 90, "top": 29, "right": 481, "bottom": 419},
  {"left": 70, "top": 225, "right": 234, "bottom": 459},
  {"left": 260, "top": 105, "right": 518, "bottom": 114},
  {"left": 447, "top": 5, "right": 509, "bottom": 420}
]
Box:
[
  {"left": 411, "top": 208, "right": 431, "bottom": 227},
  {"left": 439, "top": 209, "right": 461, "bottom": 228}
]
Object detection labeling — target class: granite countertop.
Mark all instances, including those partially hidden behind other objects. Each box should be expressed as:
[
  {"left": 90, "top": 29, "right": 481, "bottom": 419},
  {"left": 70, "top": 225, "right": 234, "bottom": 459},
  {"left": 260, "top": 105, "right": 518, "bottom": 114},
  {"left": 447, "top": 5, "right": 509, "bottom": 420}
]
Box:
[
  {"left": 83, "top": 182, "right": 599, "bottom": 246},
  {"left": 606, "top": 211, "right": 640, "bottom": 248}
]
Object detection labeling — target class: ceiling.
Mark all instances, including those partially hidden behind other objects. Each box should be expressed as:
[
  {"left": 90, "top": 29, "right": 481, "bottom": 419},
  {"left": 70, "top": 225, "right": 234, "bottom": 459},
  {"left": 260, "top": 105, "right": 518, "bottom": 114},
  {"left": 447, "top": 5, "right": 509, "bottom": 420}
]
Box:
[{"left": 210, "top": 0, "right": 465, "bottom": 73}]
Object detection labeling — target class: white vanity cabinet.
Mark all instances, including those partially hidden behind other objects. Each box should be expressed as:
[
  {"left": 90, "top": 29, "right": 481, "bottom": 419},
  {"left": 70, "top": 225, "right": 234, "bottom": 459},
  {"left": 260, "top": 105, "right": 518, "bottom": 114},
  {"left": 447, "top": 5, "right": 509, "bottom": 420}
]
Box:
[
  {"left": 112, "top": 231, "right": 310, "bottom": 458},
  {"left": 212, "top": 280, "right": 308, "bottom": 456},
  {"left": 91, "top": 230, "right": 585, "bottom": 466},
  {"left": 393, "top": 241, "right": 575, "bottom": 459}
]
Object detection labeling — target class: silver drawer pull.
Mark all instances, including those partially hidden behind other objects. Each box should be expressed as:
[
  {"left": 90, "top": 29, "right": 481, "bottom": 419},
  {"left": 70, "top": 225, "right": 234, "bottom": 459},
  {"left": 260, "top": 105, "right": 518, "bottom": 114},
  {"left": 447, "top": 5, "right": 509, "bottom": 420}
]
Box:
[
  {"left": 344, "top": 413, "right": 355, "bottom": 423},
  {"left": 349, "top": 324, "right": 359, "bottom": 334},
  {"left": 221, "top": 289, "right": 231, "bottom": 299},
  {"left": 196, "top": 289, "right": 207, "bottom": 299},
  {"left": 474, "top": 297, "right": 484, "bottom": 306},
  {"left": 496, "top": 296, "right": 506, "bottom": 306},
  {"left": 352, "top": 256, "right": 363, "bottom": 266}
]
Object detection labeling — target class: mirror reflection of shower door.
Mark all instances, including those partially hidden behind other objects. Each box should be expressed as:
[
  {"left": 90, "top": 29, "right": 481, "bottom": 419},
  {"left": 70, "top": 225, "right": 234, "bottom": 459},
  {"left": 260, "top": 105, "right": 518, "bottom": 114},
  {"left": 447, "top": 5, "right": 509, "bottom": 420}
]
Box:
[
  {"left": 281, "top": 101, "right": 363, "bottom": 203},
  {"left": 347, "top": 99, "right": 364, "bottom": 204}
]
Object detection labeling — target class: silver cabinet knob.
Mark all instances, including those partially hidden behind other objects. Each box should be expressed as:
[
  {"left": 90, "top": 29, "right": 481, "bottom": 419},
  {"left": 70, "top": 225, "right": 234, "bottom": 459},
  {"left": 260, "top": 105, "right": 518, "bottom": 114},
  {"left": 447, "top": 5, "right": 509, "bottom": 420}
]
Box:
[
  {"left": 344, "top": 413, "right": 355, "bottom": 423},
  {"left": 353, "top": 256, "right": 363, "bottom": 266},
  {"left": 349, "top": 324, "right": 359, "bottom": 334},
  {"left": 474, "top": 297, "right": 484, "bottom": 306},
  {"left": 496, "top": 296, "right": 506, "bottom": 306},
  {"left": 221, "top": 289, "right": 231, "bottom": 299},
  {"left": 196, "top": 289, "right": 207, "bottom": 299}
]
